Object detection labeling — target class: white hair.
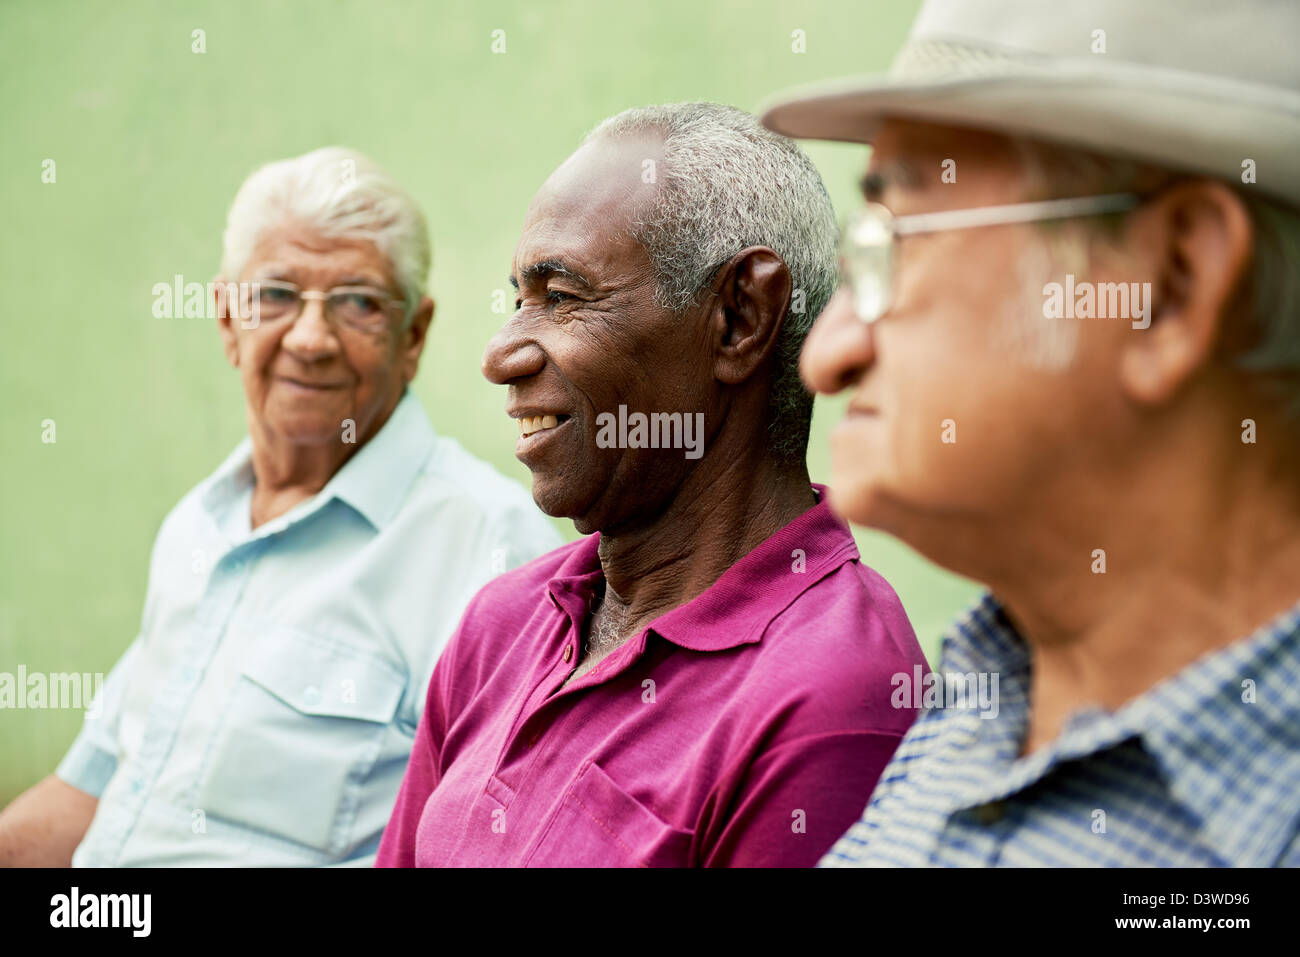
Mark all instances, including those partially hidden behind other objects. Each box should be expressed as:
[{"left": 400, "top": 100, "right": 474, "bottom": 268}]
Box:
[
  {"left": 584, "top": 103, "right": 838, "bottom": 460},
  {"left": 1234, "top": 197, "right": 1300, "bottom": 414},
  {"left": 219, "top": 146, "right": 430, "bottom": 322},
  {"left": 1014, "top": 140, "right": 1300, "bottom": 419}
]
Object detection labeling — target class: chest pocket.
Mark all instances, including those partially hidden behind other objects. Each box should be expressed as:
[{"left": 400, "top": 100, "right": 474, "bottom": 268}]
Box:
[
  {"left": 196, "top": 628, "right": 405, "bottom": 855},
  {"left": 526, "top": 760, "right": 694, "bottom": 867}
]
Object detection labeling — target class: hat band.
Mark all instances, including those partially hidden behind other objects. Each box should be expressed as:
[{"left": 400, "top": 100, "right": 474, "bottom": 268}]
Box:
[{"left": 889, "top": 38, "right": 1045, "bottom": 83}]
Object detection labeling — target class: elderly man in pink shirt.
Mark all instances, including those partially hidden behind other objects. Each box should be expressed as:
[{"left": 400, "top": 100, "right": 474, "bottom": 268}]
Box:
[{"left": 377, "top": 103, "right": 927, "bottom": 867}]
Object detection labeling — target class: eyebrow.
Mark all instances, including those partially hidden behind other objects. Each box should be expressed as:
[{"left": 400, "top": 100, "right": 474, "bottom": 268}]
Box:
[
  {"left": 332, "top": 275, "right": 388, "bottom": 288},
  {"left": 508, "top": 259, "right": 593, "bottom": 291},
  {"left": 859, "top": 160, "right": 921, "bottom": 201},
  {"left": 249, "top": 270, "right": 387, "bottom": 288}
]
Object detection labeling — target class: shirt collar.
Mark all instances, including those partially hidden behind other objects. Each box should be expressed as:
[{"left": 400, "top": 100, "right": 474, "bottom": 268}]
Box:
[
  {"left": 200, "top": 388, "right": 437, "bottom": 535},
  {"left": 940, "top": 591, "right": 1300, "bottom": 864},
  {"left": 544, "top": 484, "right": 860, "bottom": 653},
  {"left": 322, "top": 389, "right": 437, "bottom": 530},
  {"left": 1121, "top": 599, "right": 1300, "bottom": 866}
]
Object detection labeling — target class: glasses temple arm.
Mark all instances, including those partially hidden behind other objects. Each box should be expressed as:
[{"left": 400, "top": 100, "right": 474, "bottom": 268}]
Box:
[{"left": 892, "top": 192, "right": 1142, "bottom": 237}]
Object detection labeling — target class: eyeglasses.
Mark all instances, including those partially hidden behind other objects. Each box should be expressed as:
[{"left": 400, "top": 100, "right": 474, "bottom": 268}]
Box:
[
  {"left": 238, "top": 279, "right": 402, "bottom": 332},
  {"left": 839, "top": 192, "right": 1142, "bottom": 324}
]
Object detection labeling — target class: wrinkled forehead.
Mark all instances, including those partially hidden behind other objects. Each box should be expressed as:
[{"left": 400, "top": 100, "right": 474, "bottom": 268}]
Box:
[
  {"left": 514, "top": 134, "right": 665, "bottom": 278},
  {"left": 243, "top": 223, "right": 394, "bottom": 286}
]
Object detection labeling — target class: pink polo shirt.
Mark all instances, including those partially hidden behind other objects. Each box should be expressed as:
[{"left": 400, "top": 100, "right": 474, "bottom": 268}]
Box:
[{"left": 376, "top": 486, "right": 926, "bottom": 867}]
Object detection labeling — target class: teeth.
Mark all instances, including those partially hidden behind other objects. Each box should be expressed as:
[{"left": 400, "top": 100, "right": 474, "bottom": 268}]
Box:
[{"left": 517, "top": 414, "right": 562, "bottom": 438}]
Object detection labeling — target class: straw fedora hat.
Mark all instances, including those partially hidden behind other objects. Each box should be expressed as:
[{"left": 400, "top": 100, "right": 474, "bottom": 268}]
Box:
[{"left": 760, "top": 0, "right": 1300, "bottom": 206}]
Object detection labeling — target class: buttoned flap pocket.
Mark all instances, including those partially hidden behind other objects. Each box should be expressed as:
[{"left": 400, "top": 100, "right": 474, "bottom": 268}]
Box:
[
  {"left": 196, "top": 628, "right": 405, "bottom": 855},
  {"left": 527, "top": 760, "right": 694, "bottom": 867},
  {"left": 239, "top": 630, "right": 404, "bottom": 724}
]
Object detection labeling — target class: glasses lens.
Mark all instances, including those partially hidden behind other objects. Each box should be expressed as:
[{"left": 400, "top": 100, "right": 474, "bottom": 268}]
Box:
[
  {"left": 841, "top": 206, "right": 893, "bottom": 323},
  {"left": 253, "top": 283, "right": 298, "bottom": 318},
  {"left": 331, "top": 290, "right": 389, "bottom": 329}
]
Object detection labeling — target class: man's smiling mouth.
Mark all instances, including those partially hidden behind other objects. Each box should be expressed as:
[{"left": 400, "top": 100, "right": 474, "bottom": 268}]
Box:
[
  {"left": 516, "top": 414, "right": 571, "bottom": 439},
  {"left": 279, "top": 377, "right": 347, "bottom": 390}
]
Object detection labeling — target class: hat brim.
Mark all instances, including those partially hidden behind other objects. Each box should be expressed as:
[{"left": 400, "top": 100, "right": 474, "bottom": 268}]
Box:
[{"left": 760, "top": 64, "right": 1300, "bottom": 206}]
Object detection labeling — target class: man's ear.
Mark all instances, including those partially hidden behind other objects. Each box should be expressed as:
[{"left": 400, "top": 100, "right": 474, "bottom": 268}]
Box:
[
  {"left": 214, "top": 277, "right": 240, "bottom": 368},
  {"left": 1119, "top": 180, "right": 1252, "bottom": 405},
  {"left": 400, "top": 295, "right": 436, "bottom": 384},
  {"left": 709, "top": 246, "right": 792, "bottom": 385}
]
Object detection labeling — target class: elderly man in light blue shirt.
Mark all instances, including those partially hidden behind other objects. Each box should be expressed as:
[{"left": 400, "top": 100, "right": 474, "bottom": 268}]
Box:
[{"left": 0, "top": 147, "right": 561, "bottom": 866}]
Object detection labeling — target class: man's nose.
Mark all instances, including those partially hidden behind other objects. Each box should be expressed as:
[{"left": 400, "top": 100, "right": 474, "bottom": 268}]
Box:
[
  {"left": 481, "top": 322, "right": 545, "bottom": 385},
  {"left": 281, "top": 297, "right": 340, "bottom": 359},
  {"left": 800, "top": 287, "right": 877, "bottom": 395}
]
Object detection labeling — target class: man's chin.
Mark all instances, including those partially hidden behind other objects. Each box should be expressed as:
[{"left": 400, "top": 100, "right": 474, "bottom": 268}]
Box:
[
  {"left": 528, "top": 475, "right": 600, "bottom": 532},
  {"left": 824, "top": 472, "right": 887, "bottom": 529},
  {"left": 529, "top": 478, "right": 574, "bottom": 517},
  {"left": 266, "top": 417, "right": 349, "bottom": 448}
]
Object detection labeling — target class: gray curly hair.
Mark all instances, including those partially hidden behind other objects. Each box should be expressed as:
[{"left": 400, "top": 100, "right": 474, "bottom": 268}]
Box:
[{"left": 585, "top": 103, "right": 838, "bottom": 461}]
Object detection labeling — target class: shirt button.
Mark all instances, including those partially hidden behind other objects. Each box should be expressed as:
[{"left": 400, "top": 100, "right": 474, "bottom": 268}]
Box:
[
  {"left": 972, "top": 801, "right": 1006, "bottom": 825},
  {"left": 303, "top": 685, "right": 321, "bottom": 706},
  {"left": 563, "top": 645, "right": 573, "bottom": 663}
]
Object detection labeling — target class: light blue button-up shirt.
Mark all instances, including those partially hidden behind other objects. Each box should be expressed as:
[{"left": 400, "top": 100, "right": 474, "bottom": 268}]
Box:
[{"left": 57, "top": 390, "right": 562, "bottom": 866}]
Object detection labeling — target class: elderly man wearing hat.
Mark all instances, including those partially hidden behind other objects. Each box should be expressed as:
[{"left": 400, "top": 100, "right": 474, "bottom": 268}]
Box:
[{"left": 762, "top": 0, "right": 1300, "bottom": 866}]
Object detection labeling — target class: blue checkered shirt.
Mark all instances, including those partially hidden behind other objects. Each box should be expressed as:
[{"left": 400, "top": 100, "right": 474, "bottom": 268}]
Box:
[{"left": 822, "top": 593, "right": 1300, "bottom": 866}]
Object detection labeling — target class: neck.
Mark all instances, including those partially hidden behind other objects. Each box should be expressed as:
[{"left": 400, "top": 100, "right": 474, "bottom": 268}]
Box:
[
  {"left": 245, "top": 395, "right": 398, "bottom": 528},
  {"left": 595, "top": 449, "right": 816, "bottom": 632},
  {"left": 988, "top": 446, "right": 1300, "bottom": 754}
]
